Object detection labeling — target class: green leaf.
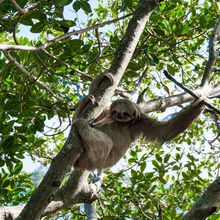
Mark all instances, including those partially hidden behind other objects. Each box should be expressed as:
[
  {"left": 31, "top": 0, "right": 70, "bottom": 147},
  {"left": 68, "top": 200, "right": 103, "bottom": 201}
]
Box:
[
  {"left": 6, "top": 159, "right": 13, "bottom": 171},
  {"left": 0, "top": 159, "right": 5, "bottom": 167},
  {"left": 155, "top": 154, "right": 162, "bottom": 163},
  {"left": 159, "top": 176, "right": 166, "bottom": 184},
  {"left": 59, "top": 20, "right": 76, "bottom": 28},
  {"left": 80, "top": 0, "right": 92, "bottom": 13},
  {"left": 164, "top": 154, "right": 171, "bottom": 163},
  {"left": 70, "top": 39, "right": 83, "bottom": 49},
  {"left": 140, "top": 162, "right": 146, "bottom": 172},
  {"left": 15, "top": 153, "right": 25, "bottom": 159},
  {"left": 177, "top": 9, "right": 184, "bottom": 17},
  {"left": 73, "top": 0, "right": 81, "bottom": 11},
  {"left": 175, "top": 153, "right": 181, "bottom": 160},
  {"left": 2, "top": 179, "right": 10, "bottom": 188},
  {"left": 162, "top": 19, "right": 170, "bottom": 30},
  {"left": 127, "top": 61, "right": 140, "bottom": 71},
  {"left": 130, "top": 150, "right": 138, "bottom": 160},
  {"left": 181, "top": 24, "right": 190, "bottom": 34},
  {"left": 204, "top": 3, "right": 209, "bottom": 9},
  {"left": 30, "top": 22, "right": 45, "bottom": 33},
  {"left": 165, "top": 174, "right": 170, "bottom": 182},
  {"left": 12, "top": 161, "right": 23, "bottom": 175},
  {"left": 213, "top": 2, "right": 219, "bottom": 12},
  {"left": 167, "top": 64, "right": 175, "bottom": 75},
  {"left": 172, "top": 56, "right": 182, "bottom": 65},
  {"left": 172, "top": 165, "right": 179, "bottom": 171},
  {"left": 152, "top": 160, "right": 160, "bottom": 169},
  {"left": 59, "top": 0, "right": 73, "bottom": 6},
  {"left": 146, "top": 172, "right": 154, "bottom": 179},
  {"left": 131, "top": 169, "right": 137, "bottom": 178},
  {"left": 182, "top": 171, "right": 187, "bottom": 178}
]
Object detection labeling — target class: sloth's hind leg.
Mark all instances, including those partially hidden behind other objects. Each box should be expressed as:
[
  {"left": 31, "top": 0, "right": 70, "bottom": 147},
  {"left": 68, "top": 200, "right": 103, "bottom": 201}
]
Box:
[{"left": 75, "top": 118, "right": 113, "bottom": 170}]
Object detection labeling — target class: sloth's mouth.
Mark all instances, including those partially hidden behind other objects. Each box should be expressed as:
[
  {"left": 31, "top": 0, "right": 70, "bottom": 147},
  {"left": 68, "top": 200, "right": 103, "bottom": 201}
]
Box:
[{"left": 115, "top": 117, "right": 132, "bottom": 123}]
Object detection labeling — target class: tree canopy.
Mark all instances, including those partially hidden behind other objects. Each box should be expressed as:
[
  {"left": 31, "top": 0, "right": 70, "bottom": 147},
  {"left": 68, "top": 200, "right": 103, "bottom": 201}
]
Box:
[{"left": 0, "top": 0, "right": 219, "bottom": 219}]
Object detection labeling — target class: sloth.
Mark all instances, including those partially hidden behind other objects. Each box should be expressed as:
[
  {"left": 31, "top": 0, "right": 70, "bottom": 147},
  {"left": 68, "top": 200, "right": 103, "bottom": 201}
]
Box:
[{"left": 74, "top": 99, "right": 204, "bottom": 171}]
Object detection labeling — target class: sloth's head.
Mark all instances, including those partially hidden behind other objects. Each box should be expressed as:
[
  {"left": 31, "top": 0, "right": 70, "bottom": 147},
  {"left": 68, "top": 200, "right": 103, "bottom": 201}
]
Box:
[{"left": 110, "top": 99, "right": 141, "bottom": 123}]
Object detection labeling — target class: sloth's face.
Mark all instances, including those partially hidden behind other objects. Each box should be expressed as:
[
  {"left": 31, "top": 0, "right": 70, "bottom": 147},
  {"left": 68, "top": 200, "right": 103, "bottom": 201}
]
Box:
[{"left": 110, "top": 100, "right": 140, "bottom": 123}]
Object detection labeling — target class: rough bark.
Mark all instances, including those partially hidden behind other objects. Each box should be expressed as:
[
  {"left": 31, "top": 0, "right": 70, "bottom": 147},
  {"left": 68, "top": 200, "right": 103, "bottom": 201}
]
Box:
[
  {"left": 17, "top": 125, "right": 83, "bottom": 220},
  {"left": 181, "top": 178, "right": 220, "bottom": 220},
  {"left": 138, "top": 83, "right": 220, "bottom": 113}
]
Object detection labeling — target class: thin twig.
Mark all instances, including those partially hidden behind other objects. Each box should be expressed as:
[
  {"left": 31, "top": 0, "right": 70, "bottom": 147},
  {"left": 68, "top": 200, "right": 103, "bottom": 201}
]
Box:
[
  {"left": 3, "top": 51, "right": 65, "bottom": 103},
  {"left": 9, "top": 0, "right": 41, "bottom": 14},
  {"left": 0, "top": 61, "right": 12, "bottom": 78},
  {"left": 43, "top": 123, "right": 71, "bottom": 137},
  {"left": 163, "top": 70, "right": 220, "bottom": 114},
  {"left": 19, "top": 76, "right": 28, "bottom": 113},
  {"left": 33, "top": 51, "right": 56, "bottom": 76},
  {"left": 45, "top": 116, "right": 63, "bottom": 130},
  {"left": 12, "top": 14, "right": 22, "bottom": 45},
  {"left": 163, "top": 70, "right": 199, "bottom": 99},
  {"left": 35, "top": 50, "right": 91, "bottom": 82},
  {"left": 86, "top": 28, "right": 102, "bottom": 66},
  {"left": 23, "top": 0, "right": 41, "bottom": 13},
  {"left": 44, "top": 113, "right": 72, "bottom": 136},
  {"left": 131, "top": 185, "right": 153, "bottom": 219},
  {"left": 9, "top": 0, "right": 25, "bottom": 14},
  {"left": 23, "top": 68, "right": 44, "bottom": 102},
  {"left": 131, "top": 66, "right": 148, "bottom": 95},
  {"left": 115, "top": 66, "right": 149, "bottom": 99},
  {"left": 209, "top": 111, "right": 220, "bottom": 143},
  {"left": 41, "top": 49, "right": 93, "bottom": 81},
  {"left": 41, "top": 13, "right": 133, "bottom": 49}
]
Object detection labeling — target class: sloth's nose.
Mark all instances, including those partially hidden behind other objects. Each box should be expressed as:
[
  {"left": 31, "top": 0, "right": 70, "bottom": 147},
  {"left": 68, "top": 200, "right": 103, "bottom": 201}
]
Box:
[{"left": 116, "top": 112, "right": 123, "bottom": 119}]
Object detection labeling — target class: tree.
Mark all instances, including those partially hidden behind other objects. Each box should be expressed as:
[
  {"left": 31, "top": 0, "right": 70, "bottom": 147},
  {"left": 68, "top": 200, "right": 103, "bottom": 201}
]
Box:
[{"left": 0, "top": 0, "right": 219, "bottom": 219}]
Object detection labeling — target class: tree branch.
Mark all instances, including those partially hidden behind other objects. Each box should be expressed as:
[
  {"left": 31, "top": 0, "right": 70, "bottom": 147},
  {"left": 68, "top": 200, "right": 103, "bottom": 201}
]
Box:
[
  {"left": 0, "top": 45, "right": 92, "bottom": 81},
  {"left": 201, "top": 16, "right": 220, "bottom": 87},
  {"left": 0, "top": 44, "right": 38, "bottom": 51},
  {"left": 9, "top": 0, "right": 41, "bottom": 14},
  {"left": 86, "top": 28, "right": 102, "bottom": 66},
  {"left": 181, "top": 178, "right": 220, "bottom": 220},
  {"left": 0, "top": 14, "right": 132, "bottom": 52},
  {"left": 138, "top": 83, "right": 220, "bottom": 113},
  {"left": 41, "top": 13, "right": 133, "bottom": 49},
  {"left": 12, "top": 14, "right": 22, "bottom": 45}
]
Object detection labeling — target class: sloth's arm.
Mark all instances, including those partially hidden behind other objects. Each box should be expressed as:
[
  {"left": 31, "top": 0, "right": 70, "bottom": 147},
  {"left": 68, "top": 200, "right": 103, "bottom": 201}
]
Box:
[{"left": 135, "top": 101, "right": 205, "bottom": 144}]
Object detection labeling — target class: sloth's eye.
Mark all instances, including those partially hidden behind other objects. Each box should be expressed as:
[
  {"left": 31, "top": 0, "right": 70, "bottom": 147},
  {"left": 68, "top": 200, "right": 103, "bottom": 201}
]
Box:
[
  {"left": 123, "top": 112, "right": 130, "bottom": 117},
  {"left": 111, "top": 110, "right": 117, "bottom": 116}
]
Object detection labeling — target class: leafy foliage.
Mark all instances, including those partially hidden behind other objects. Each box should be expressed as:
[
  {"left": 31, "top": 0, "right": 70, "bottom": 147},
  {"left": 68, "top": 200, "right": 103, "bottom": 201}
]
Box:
[{"left": 0, "top": 0, "right": 219, "bottom": 219}]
